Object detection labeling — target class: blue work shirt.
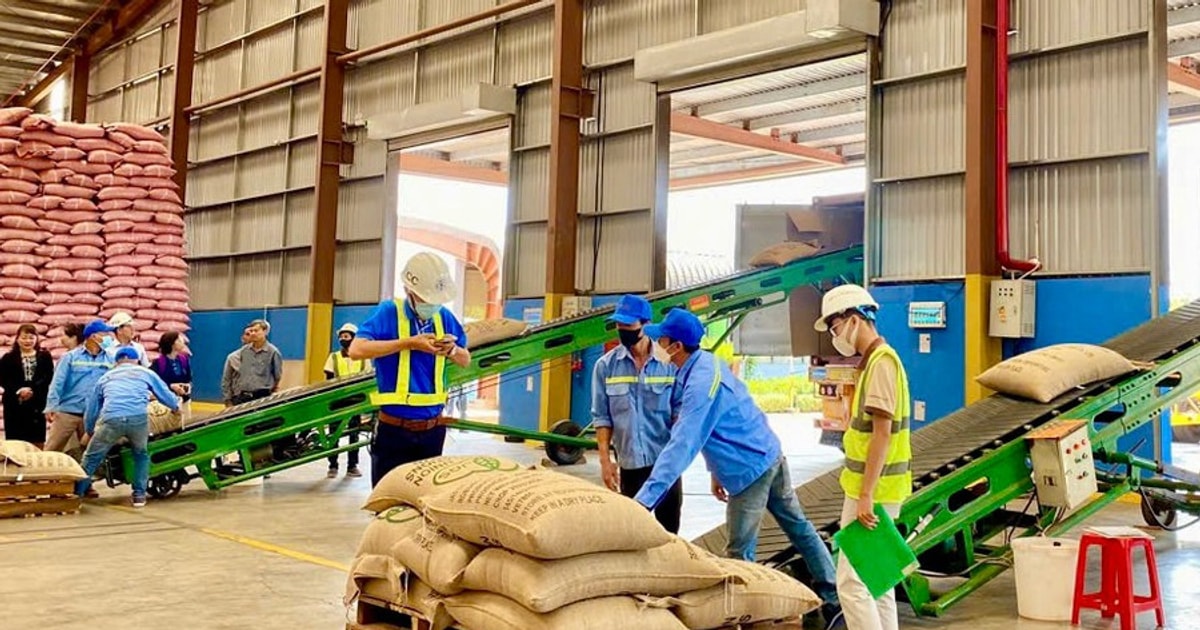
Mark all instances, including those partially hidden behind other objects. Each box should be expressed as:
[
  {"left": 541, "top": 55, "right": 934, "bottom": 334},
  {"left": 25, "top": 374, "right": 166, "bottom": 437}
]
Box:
[
  {"left": 84, "top": 364, "right": 180, "bottom": 434},
  {"left": 590, "top": 345, "right": 676, "bottom": 469},
  {"left": 45, "top": 345, "right": 115, "bottom": 416},
  {"left": 357, "top": 299, "right": 467, "bottom": 420},
  {"left": 634, "top": 350, "right": 782, "bottom": 509}
]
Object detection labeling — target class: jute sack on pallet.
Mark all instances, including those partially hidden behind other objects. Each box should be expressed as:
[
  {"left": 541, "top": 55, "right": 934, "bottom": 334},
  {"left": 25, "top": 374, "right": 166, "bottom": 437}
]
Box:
[
  {"left": 461, "top": 537, "right": 729, "bottom": 613},
  {"left": 420, "top": 468, "right": 673, "bottom": 560},
  {"left": 443, "top": 591, "right": 687, "bottom": 630},
  {"left": 748, "top": 240, "right": 822, "bottom": 268},
  {"left": 463, "top": 318, "right": 528, "bottom": 349},
  {"left": 357, "top": 505, "right": 425, "bottom": 557},
  {"left": 668, "top": 558, "right": 821, "bottom": 629},
  {"left": 344, "top": 554, "right": 452, "bottom": 630},
  {"left": 0, "top": 448, "right": 87, "bottom": 481},
  {"left": 391, "top": 525, "right": 481, "bottom": 596},
  {"left": 363, "top": 455, "right": 523, "bottom": 513},
  {"left": 975, "top": 343, "right": 1138, "bottom": 403},
  {"left": 0, "top": 440, "right": 38, "bottom": 456},
  {"left": 147, "top": 400, "right": 183, "bottom": 436}
]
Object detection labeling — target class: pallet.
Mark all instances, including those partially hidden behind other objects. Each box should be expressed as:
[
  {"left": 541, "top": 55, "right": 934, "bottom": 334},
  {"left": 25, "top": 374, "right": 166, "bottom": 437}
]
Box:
[
  {"left": 0, "top": 479, "right": 76, "bottom": 501},
  {"left": 354, "top": 596, "right": 432, "bottom": 630},
  {"left": 0, "top": 496, "right": 82, "bottom": 519}
]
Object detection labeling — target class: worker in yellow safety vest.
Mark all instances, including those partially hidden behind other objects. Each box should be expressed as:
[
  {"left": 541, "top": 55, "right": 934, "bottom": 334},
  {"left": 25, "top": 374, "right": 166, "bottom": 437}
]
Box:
[
  {"left": 348, "top": 253, "right": 471, "bottom": 487},
  {"left": 814, "top": 284, "right": 912, "bottom": 630},
  {"left": 324, "top": 323, "right": 371, "bottom": 479}
]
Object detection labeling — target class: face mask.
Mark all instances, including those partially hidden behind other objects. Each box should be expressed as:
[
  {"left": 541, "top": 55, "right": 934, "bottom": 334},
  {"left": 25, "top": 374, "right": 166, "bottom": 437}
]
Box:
[
  {"left": 652, "top": 341, "right": 674, "bottom": 365},
  {"left": 617, "top": 328, "right": 642, "bottom": 349},
  {"left": 414, "top": 303, "right": 439, "bottom": 320},
  {"left": 100, "top": 336, "right": 117, "bottom": 350},
  {"left": 832, "top": 318, "right": 858, "bottom": 357},
  {"left": 339, "top": 338, "right": 352, "bottom": 350}
]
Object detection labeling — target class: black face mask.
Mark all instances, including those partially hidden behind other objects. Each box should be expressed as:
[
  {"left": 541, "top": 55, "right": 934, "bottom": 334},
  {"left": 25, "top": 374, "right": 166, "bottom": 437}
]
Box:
[
  {"left": 339, "top": 338, "right": 352, "bottom": 350},
  {"left": 617, "top": 328, "right": 642, "bottom": 349}
]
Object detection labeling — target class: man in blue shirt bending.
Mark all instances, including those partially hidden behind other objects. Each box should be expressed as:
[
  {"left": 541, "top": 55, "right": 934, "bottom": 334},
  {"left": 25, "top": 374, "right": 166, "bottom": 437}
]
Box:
[
  {"left": 591, "top": 294, "right": 680, "bottom": 532},
  {"left": 45, "top": 319, "right": 117, "bottom": 459},
  {"left": 77, "top": 347, "right": 181, "bottom": 508},
  {"left": 635, "top": 308, "right": 841, "bottom": 624},
  {"left": 349, "top": 252, "right": 471, "bottom": 487}
]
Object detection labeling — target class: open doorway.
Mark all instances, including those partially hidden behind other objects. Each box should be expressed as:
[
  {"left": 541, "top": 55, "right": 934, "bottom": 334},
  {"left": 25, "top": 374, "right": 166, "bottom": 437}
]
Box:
[{"left": 393, "top": 127, "right": 511, "bottom": 421}]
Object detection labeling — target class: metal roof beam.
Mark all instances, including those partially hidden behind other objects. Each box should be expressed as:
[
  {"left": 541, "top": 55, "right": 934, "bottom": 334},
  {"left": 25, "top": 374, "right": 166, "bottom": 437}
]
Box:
[
  {"left": 694, "top": 73, "right": 865, "bottom": 117},
  {"left": 746, "top": 99, "right": 867, "bottom": 130},
  {"left": 0, "top": 57, "right": 51, "bottom": 72},
  {"left": 0, "top": 43, "right": 57, "bottom": 58},
  {"left": 399, "top": 153, "right": 508, "bottom": 186},
  {"left": 669, "top": 161, "right": 830, "bottom": 190},
  {"left": 793, "top": 122, "right": 866, "bottom": 144},
  {"left": 0, "top": 13, "right": 78, "bottom": 34},
  {"left": 1169, "top": 62, "right": 1200, "bottom": 100},
  {"left": 671, "top": 112, "right": 845, "bottom": 165},
  {"left": 5, "top": 0, "right": 94, "bottom": 21},
  {"left": 1169, "top": 37, "right": 1200, "bottom": 58},
  {"left": 1169, "top": 4, "right": 1200, "bottom": 27},
  {"left": 0, "top": 28, "right": 66, "bottom": 48}
]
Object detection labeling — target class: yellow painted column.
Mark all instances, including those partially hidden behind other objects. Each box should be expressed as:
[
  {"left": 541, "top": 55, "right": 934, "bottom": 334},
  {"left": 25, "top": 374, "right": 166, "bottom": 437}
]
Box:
[
  {"left": 538, "top": 293, "right": 572, "bottom": 433},
  {"left": 964, "top": 274, "right": 1002, "bottom": 404},
  {"left": 304, "top": 301, "right": 334, "bottom": 384}
]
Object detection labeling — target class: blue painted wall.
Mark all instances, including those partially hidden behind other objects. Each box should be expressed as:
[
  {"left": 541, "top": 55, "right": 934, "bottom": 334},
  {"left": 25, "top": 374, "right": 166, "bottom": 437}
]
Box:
[
  {"left": 870, "top": 281, "right": 967, "bottom": 430},
  {"left": 190, "top": 303, "right": 380, "bottom": 402}
]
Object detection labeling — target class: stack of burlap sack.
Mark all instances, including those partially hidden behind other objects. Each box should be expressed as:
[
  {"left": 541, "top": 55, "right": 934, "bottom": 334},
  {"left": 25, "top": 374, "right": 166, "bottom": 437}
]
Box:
[
  {"left": 0, "top": 439, "right": 88, "bottom": 518},
  {"left": 346, "top": 455, "right": 820, "bottom": 630}
]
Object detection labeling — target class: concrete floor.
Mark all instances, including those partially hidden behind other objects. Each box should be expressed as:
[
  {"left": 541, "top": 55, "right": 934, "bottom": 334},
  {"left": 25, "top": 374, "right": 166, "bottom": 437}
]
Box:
[{"left": 2, "top": 414, "right": 1197, "bottom": 630}]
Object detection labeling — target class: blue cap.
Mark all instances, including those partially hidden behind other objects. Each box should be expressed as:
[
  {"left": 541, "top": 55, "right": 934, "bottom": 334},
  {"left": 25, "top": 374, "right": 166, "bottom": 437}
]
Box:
[
  {"left": 643, "top": 308, "right": 706, "bottom": 348},
  {"left": 608, "top": 294, "right": 653, "bottom": 325},
  {"left": 82, "top": 319, "right": 115, "bottom": 339},
  {"left": 113, "top": 346, "right": 140, "bottom": 362}
]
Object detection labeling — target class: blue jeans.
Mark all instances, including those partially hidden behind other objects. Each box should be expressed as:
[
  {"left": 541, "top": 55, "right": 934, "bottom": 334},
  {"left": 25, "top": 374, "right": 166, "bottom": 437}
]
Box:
[
  {"left": 75, "top": 415, "right": 150, "bottom": 499},
  {"left": 726, "top": 456, "right": 839, "bottom": 605}
]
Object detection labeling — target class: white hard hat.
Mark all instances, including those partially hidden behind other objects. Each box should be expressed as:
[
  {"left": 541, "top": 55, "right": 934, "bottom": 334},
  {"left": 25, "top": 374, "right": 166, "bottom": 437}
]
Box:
[
  {"left": 338, "top": 323, "right": 358, "bottom": 335},
  {"left": 814, "top": 284, "right": 879, "bottom": 332},
  {"left": 402, "top": 252, "right": 455, "bottom": 305},
  {"left": 108, "top": 311, "right": 134, "bottom": 328}
]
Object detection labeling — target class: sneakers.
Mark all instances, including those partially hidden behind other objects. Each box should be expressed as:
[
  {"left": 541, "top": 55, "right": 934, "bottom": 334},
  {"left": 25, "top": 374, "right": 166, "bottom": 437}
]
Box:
[
  {"left": 327, "top": 468, "right": 338, "bottom": 479},
  {"left": 346, "top": 466, "right": 362, "bottom": 478},
  {"left": 131, "top": 495, "right": 147, "bottom": 508}
]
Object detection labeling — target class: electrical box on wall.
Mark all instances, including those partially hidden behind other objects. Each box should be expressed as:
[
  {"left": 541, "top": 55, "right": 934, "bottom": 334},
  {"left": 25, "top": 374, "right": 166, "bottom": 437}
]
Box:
[
  {"left": 907, "top": 302, "right": 946, "bottom": 329},
  {"left": 1027, "top": 420, "right": 1097, "bottom": 511},
  {"left": 989, "top": 279, "right": 1036, "bottom": 338}
]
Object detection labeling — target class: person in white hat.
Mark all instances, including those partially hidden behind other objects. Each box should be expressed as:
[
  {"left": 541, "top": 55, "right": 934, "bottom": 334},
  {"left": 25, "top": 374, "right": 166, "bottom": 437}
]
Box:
[
  {"left": 814, "top": 284, "right": 913, "bottom": 630},
  {"left": 107, "top": 312, "right": 150, "bottom": 368},
  {"left": 348, "top": 252, "right": 471, "bottom": 486},
  {"left": 323, "top": 322, "right": 371, "bottom": 478}
]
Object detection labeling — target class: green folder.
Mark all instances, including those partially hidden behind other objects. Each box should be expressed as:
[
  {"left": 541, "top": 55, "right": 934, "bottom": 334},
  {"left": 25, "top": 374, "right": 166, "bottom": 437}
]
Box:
[{"left": 832, "top": 504, "right": 920, "bottom": 599}]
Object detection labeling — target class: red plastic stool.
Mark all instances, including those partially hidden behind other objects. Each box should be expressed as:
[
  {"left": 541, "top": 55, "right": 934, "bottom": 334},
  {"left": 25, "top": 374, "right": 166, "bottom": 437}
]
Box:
[{"left": 1071, "top": 531, "right": 1166, "bottom": 630}]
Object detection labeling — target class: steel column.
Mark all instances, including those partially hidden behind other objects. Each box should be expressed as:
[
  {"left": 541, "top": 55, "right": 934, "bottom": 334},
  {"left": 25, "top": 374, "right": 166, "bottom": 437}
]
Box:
[
  {"left": 169, "top": 0, "right": 199, "bottom": 196},
  {"left": 540, "top": 0, "right": 588, "bottom": 431},
  {"left": 70, "top": 53, "right": 89, "bottom": 123},
  {"left": 963, "top": 0, "right": 1002, "bottom": 405},
  {"left": 303, "top": 0, "right": 352, "bottom": 384}
]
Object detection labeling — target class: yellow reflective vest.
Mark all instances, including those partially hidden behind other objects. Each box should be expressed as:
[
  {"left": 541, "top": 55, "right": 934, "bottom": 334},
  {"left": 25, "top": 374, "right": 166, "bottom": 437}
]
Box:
[
  {"left": 840, "top": 344, "right": 913, "bottom": 504},
  {"left": 330, "top": 352, "right": 366, "bottom": 377},
  {"left": 369, "top": 301, "right": 448, "bottom": 407}
]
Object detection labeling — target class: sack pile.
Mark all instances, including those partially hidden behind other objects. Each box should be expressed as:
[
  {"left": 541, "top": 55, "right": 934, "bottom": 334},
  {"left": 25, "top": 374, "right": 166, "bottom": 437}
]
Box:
[
  {"left": 348, "top": 455, "right": 821, "bottom": 630},
  {"left": 0, "top": 107, "right": 189, "bottom": 360},
  {"left": 0, "top": 439, "right": 88, "bottom": 518}
]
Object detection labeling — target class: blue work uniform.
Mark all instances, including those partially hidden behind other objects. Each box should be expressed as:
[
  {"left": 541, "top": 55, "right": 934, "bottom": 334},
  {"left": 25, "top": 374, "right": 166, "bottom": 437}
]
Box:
[
  {"left": 45, "top": 345, "right": 114, "bottom": 416},
  {"left": 357, "top": 299, "right": 467, "bottom": 486},
  {"left": 592, "top": 344, "right": 681, "bottom": 532}
]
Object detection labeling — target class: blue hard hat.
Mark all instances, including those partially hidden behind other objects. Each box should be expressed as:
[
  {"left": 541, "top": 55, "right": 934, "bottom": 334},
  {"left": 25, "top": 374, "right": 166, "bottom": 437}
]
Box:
[
  {"left": 113, "top": 346, "right": 140, "bottom": 362},
  {"left": 643, "top": 308, "right": 706, "bottom": 348},
  {"left": 608, "top": 294, "right": 653, "bottom": 325},
  {"left": 83, "top": 319, "right": 115, "bottom": 339}
]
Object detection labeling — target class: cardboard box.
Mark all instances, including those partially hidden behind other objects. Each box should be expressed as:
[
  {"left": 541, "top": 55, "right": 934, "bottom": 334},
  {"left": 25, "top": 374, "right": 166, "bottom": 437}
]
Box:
[{"left": 788, "top": 194, "right": 865, "bottom": 357}]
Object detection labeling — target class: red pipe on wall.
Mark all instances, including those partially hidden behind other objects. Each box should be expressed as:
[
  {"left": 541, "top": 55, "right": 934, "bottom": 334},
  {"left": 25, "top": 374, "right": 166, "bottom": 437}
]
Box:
[{"left": 995, "top": 0, "right": 1038, "bottom": 274}]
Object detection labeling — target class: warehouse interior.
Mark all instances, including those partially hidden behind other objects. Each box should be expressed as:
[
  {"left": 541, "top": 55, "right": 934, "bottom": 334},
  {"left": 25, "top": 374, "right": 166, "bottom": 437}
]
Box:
[{"left": 3, "top": 1, "right": 1200, "bottom": 629}]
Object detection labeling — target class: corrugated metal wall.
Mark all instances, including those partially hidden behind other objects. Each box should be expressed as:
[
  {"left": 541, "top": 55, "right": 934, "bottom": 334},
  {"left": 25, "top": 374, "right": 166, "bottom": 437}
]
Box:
[
  {"left": 88, "top": 0, "right": 180, "bottom": 126},
  {"left": 870, "top": 0, "right": 1162, "bottom": 281}
]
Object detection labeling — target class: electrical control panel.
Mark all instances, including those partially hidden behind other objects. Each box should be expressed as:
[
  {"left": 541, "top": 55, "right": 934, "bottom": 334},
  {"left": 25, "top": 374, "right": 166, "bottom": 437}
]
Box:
[
  {"left": 989, "top": 279, "right": 1036, "bottom": 338},
  {"left": 908, "top": 301, "right": 947, "bottom": 329},
  {"left": 1027, "top": 420, "right": 1097, "bottom": 510}
]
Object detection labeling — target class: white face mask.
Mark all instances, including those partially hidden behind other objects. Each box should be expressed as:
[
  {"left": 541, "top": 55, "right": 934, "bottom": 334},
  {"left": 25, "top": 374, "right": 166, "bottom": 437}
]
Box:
[
  {"left": 413, "top": 302, "right": 439, "bottom": 320},
  {"left": 832, "top": 318, "right": 859, "bottom": 357},
  {"left": 652, "top": 341, "right": 674, "bottom": 365}
]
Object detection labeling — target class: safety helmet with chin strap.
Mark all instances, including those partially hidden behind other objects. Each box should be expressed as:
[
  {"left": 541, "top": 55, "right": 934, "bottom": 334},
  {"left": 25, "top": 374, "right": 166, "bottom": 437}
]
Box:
[{"left": 814, "top": 284, "right": 879, "bottom": 332}]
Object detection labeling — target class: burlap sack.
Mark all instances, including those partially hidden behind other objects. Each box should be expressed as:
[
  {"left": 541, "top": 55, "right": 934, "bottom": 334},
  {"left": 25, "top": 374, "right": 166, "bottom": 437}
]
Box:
[
  {"left": 147, "top": 400, "right": 183, "bottom": 436},
  {"left": 356, "top": 505, "right": 424, "bottom": 557},
  {"left": 463, "top": 318, "right": 528, "bottom": 348},
  {"left": 443, "top": 592, "right": 687, "bottom": 630},
  {"left": 0, "top": 449, "right": 87, "bottom": 481},
  {"left": 0, "top": 440, "right": 38, "bottom": 455},
  {"left": 669, "top": 559, "right": 821, "bottom": 629},
  {"left": 748, "top": 240, "right": 822, "bottom": 268},
  {"left": 461, "top": 537, "right": 729, "bottom": 613},
  {"left": 975, "top": 343, "right": 1137, "bottom": 403},
  {"left": 344, "top": 554, "right": 451, "bottom": 630},
  {"left": 419, "top": 468, "right": 673, "bottom": 560},
  {"left": 363, "top": 455, "right": 523, "bottom": 513},
  {"left": 391, "top": 525, "right": 481, "bottom": 596}
]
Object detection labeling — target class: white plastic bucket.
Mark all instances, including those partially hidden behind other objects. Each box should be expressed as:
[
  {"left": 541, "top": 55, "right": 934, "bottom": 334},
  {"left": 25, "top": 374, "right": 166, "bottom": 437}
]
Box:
[{"left": 1011, "top": 537, "right": 1080, "bottom": 621}]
